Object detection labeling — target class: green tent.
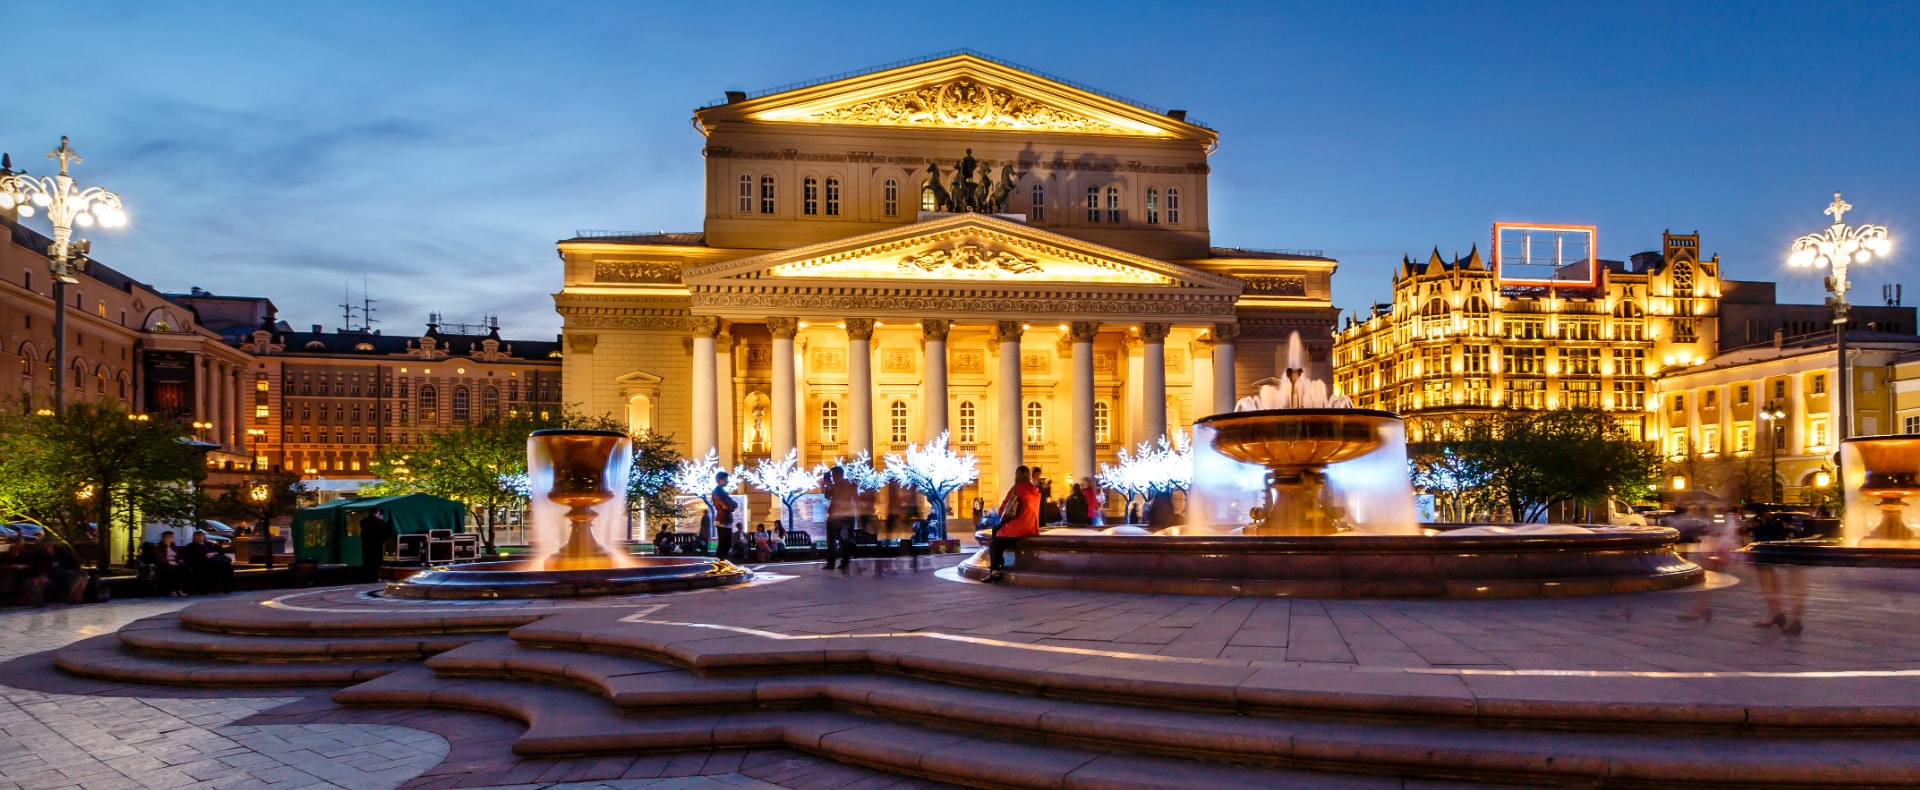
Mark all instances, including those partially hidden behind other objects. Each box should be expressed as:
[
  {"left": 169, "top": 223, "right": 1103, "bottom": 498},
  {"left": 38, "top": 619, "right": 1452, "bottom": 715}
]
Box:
[{"left": 291, "top": 494, "right": 468, "bottom": 566}]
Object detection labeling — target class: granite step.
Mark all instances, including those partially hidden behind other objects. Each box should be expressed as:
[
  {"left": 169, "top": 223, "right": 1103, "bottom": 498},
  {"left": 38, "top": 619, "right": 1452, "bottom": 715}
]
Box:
[
  {"left": 54, "top": 633, "right": 408, "bottom": 687},
  {"left": 119, "top": 613, "right": 478, "bottom": 662},
  {"left": 333, "top": 667, "right": 1418, "bottom": 789},
  {"left": 177, "top": 590, "right": 545, "bottom": 636},
  {"left": 507, "top": 615, "right": 1920, "bottom": 735},
  {"left": 427, "top": 638, "right": 1920, "bottom": 787}
]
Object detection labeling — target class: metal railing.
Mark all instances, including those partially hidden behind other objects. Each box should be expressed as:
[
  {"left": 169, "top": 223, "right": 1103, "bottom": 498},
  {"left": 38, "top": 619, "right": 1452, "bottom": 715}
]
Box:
[{"left": 1215, "top": 246, "right": 1326, "bottom": 258}]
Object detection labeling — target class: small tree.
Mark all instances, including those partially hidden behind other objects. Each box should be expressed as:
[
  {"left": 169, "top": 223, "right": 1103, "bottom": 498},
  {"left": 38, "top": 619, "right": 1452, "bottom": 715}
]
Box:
[
  {"left": 743, "top": 448, "right": 817, "bottom": 534},
  {"left": 884, "top": 431, "right": 978, "bottom": 540},
  {"left": 1460, "top": 409, "right": 1662, "bottom": 523},
  {"left": 673, "top": 448, "right": 745, "bottom": 537},
  {"left": 1408, "top": 439, "right": 1502, "bottom": 522},
  {"left": 1097, "top": 447, "right": 1153, "bottom": 518}
]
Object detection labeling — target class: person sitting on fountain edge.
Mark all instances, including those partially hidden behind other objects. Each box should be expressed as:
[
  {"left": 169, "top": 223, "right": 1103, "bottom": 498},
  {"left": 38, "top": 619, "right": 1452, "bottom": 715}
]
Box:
[{"left": 986, "top": 466, "right": 1042, "bottom": 583}]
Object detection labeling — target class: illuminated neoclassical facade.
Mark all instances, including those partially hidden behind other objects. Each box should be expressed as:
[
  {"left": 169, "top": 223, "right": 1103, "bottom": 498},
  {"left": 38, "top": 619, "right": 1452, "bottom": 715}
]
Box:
[
  {"left": 555, "top": 53, "right": 1337, "bottom": 506},
  {"left": 1332, "top": 232, "right": 1725, "bottom": 441}
]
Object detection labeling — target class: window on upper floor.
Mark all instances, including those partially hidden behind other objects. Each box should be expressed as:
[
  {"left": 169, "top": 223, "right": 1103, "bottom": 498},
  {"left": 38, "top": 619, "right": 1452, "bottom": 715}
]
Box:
[
  {"left": 1086, "top": 186, "right": 1101, "bottom": 222},
  {"left": 958, "top": 401, "right": 977, "bottom": 444},
  {"left": 824, "top": 177, "right": 840, "bottom": 216},
  {"left": 921, "top": 181, "right": 937, "bottom": 212},
  {"left": 1025, "top": 400, "right": 1045, "bottom": 444},
  {"left": 452, "top": 387, "right": 470, "bottom": 421},
  {"left": 1146, "top": 188, "right": 1160, "bottom": 225},
  {"left": 737, "top": 174, "right": 752, "bottom": 213},
  {"left": 1094, "top": 401, "right": 1111, "bottom": 444},
  {"left": 759, "top": 175, "right": 776, "bottom": 214},
  {"left": 1812, "top": 373, "right": 1826, "bottom": 395},
  {"left": 1105, "top": 186, "right": 1120, "bottom": 223},
  {"left": 419, "top": 385, "right": 438, "bottom": 423},
  {"left": 1166, "top": 187, "right": 1180, "bottom": 224},
  {"left": 803, "top": 176, "right": 819, "bottom": 215},
  {"left": 820, "top": 400, "right": 839, "bottom": 444},
  {"left": 883, "top": 179, "right": 898, "bottom": 217},
  {"left": 1030, "top": 184, "right": 1045, "bottom": 221},
  {"left": 890, "top": 400, "right": 909, "bottom": 444}
]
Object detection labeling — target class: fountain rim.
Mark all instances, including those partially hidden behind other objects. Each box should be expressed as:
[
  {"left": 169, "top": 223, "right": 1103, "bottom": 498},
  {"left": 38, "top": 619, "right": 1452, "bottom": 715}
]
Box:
[
  {"left": 1196, "top": 407, "right": 1403, "bottom": 426},
  {"left": 528, "top": 428, "right": 630, "bottom": 438},
  {"left": 981, "top": 526, "right": 1683, "bottom": 554}
]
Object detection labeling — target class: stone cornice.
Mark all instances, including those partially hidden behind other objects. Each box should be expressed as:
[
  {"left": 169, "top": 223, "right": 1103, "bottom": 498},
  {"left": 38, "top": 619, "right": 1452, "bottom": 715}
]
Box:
[{"left": 690, "top": 287, "right": 1238, "bottom": 321}]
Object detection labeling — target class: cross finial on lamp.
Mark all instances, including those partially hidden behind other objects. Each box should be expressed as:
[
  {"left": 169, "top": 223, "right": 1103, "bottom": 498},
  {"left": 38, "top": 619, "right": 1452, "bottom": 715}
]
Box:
[
  {"left": 48, "top": 136, "right": 81, "bottom": 176},
  {"left": 1825, "top": 190, "right": 1852, "bottom": 226}
]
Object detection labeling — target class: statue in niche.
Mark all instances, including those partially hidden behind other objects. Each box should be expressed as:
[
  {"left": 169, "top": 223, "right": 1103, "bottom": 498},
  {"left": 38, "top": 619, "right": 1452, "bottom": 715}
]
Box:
[{"left": 748, "top": 402, "right": 767, "bottom": 452}]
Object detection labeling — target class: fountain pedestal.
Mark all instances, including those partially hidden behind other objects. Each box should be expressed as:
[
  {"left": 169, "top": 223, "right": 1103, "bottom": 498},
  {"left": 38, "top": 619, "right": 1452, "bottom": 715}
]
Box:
[{"left": 532, "top": 429, "right": 625, "bottom": 571}]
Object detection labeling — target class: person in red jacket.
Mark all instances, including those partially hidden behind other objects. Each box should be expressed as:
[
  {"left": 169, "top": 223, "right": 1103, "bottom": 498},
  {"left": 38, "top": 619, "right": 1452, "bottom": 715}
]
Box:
[{"left": 987, "top": 466, "right": 1042, "bottom": 582}]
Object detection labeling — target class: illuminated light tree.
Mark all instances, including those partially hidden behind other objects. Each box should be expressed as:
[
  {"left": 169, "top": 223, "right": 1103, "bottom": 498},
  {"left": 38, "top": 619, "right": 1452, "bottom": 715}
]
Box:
[
  {"left": 1098, "top": 431, "right": 1194, "bottom": 520},
  {"left": 884, "top": 431, "right": 978, "bottom": 540},
  {"left": 674, "top": 448, "right": 745, "bottom": 538},
  {"left": 744, "top": 448, "right": 817, "bottom": 534},
  {"left": 812, "top": 449, "right": 888, "bottom": 493}
]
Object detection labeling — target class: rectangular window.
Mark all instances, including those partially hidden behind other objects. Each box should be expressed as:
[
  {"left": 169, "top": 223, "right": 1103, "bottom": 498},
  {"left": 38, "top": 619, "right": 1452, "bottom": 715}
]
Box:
[
  {"left": 738, "top": 175, "right": 752, "bottom": 213},
  {"left": 1505, "top": 378, "right": 1546, "bottom": 409},
  {"left": 1086, "top": 187, "right": 1101, "bottom": 222},
  {"left": 1462, "top": 376, "right": 1492, "bottom": 406},
  {"left": 1106, "top": 187, "right": 1120, "bottom": 223},
  {"left": 883, "top": 180, "right": 898, "bottom": 217},
  {"left": 1024, "top": 401, "right": 1045, "bottom": 444},
  {"left": 1672, "top": 394, "right": 1684, "bottom": 412},
  {"left": 1563, "top": 347, "right": 1600, "bottom": 375},
  {"left": 824, "top": 178, "right": 840, "bottom": 216},
  {"left": 1774, "top": 380, "right": 1786, "bottom": 400},
  {"left": 1738, "top": 384, "right": 1751, "bottom": 404},
  {"left": 803, "top": 178, "right": 818, "bottom": 215},
  {"left": 820, "top": 401, "right": 839, "bottom": 444},
  {"left": 1671, "top": 431, "right": 1689, "bottom": 458},
  {"left": 1811, "top": 374, "right": 1826, "bottom": 395},
  {"left": 1673, "top": 318, "right": 1698, "bottom": 343},
  {"left": 1502, "top": 346, "right": 1545, "bottom": 375},
  {"left": 1165, "top": 188, "right": 1180, "bottom": 224},
  {"left": 1030, "top": 184, "right": 1044, "bottom": 221},
  {"left": 1737, "top": 425, "right": 1752, "bottom": 453},
  {"left": 255, "top": 405, "right": 269, "bottom": 420},
  {"left": 1906, "top": 415, "right": 1920, "bottom": 435},
  {"left": 1702, "top": 427, "right": 1720, "bottom": 455},
  {"left": 760, "top": 176, "right": 775, "bottom": 214},
  {"left": 1865, "top": 371, "right": 1879, "bottom": 393},
  {"left": 959, "top": 401, "right": 978, "bottom": 444},
  {"left": 1561, "top": 380, "right": 1601, "bottom": 408},
  {"left": 1464, "top": 345, "right": 1490, "bottom": 374},
  {"left": 1092, "top": 401, "right": 1109, "bottom": 444},
  {"left": 890, "top": 402, "right": 909, "bottom": 444},
  {"left": 1612, "top": 348, "right": 1645, "bottom": 376},
  {"left": 1812, "top": 420, "right": 1830, "bottom": 449},
  {"left": 1704, "top": 390, "right": 1717, "bottom": 408}
]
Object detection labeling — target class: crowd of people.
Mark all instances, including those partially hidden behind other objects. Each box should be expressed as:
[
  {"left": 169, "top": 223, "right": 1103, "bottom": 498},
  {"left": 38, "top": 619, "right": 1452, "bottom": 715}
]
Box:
[
  {"left": 1, "top": 538, "right": 91, "bottom": 606},
  {"left": 137, "top": 529, "right": 235, "bottom": 598}
]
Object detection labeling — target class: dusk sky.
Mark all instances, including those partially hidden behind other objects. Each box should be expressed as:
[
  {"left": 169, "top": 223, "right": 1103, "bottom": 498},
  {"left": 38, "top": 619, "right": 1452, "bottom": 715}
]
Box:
[{"left": 9, "top": 1, "right": 1916, "bottom": 338}]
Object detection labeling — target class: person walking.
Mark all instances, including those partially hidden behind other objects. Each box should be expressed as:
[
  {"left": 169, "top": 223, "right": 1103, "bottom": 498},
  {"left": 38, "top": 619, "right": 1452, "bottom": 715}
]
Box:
[
  {"left": 986, "top": 466, "right": 1042, "bottom": 583},
  {"left": 710, "top": 471, "right": 737, "bottom": 558},
  {"left": 823, "top": 466, "right": 857, "bottom": 572}
]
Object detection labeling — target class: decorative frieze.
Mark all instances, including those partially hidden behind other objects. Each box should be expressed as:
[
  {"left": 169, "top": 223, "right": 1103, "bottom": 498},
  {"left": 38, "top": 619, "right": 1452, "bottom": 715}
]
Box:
[
  {"left": 793, "top": 79, "right": 1129, "bottom": 134},
  {"left": 1242, "top": 276, "right": 1308, "bottom": 296},
  {"left": 1022, "top": 353, "right": 1051, "bottom": 374},
  {"left": 810, "top": 350, "right": 845, "bottom": 373},
  {"left": 952, "top": 350, "right": 986, "bottom": 374},
  {"left": 595, "top": 262, "right": 681, "bottom": 284},
  {"left": 690, "top": 290, "right": 1237, "bottom": 319},
  {"left": 1093, "top": 351, "right": 1118, "bottom": 375},
  {"left": 881, "top": 349, "right": 917, "bottom": 373}
]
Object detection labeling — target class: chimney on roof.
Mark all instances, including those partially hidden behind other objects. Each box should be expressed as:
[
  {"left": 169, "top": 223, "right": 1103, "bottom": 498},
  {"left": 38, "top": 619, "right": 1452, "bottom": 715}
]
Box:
[
  {"left": 1774, "top": 329, "right": 1785, "bottom": 348},
  {"left": 725, "top": 90, "right": 747, "bottom": 104},
  {"left": 311, "top": 324, "right": 322, "bottom": 333},
  {"left": 1166, "top": 109, "right": 1187, "bottom": 121}
]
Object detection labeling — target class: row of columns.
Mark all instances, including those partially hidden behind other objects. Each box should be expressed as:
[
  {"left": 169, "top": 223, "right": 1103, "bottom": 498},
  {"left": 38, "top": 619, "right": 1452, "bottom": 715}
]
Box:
[
  {"left": 687, "top": 317, "right": 1242, "bottom": 495},
  {"left": 193, "top": 356, "right": 247, "bottom": 452}
]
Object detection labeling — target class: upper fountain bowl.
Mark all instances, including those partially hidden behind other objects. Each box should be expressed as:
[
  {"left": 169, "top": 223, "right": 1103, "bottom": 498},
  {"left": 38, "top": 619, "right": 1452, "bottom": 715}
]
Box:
[{"left": 1197, "top": 408, "right": 1397, "bottom": 470}]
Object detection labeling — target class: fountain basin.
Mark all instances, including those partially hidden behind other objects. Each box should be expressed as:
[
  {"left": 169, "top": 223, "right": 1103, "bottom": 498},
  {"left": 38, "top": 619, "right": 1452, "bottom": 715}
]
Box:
[
  {"left": 958, "top": 527, "right": 1699, "bottom": 598},
  {"left": 384, "top": 556, "right": 751, "bottom": 600}
]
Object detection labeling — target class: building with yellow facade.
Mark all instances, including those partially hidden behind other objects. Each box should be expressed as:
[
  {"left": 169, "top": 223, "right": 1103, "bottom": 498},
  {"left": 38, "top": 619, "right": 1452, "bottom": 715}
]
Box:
[{"left": 555, "top": 52, "right": 1338, "bottom": 508}]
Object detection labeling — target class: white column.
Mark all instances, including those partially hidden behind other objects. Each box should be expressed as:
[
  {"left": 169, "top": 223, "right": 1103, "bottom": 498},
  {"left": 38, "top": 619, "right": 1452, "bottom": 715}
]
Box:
[
  {"left": 846, "top": 319, "right": 874, "bottom": 458},
  {"left": 213, "top": 362, "right": 228, "bottom": 446},
  {"left": 193, "top": 358, "right": 208, "bottom": 424},
  {"left": 993, "top": 321, "right": 1024, "bottom": 494},
  {"left": 793, "top": 338, "right": 807, "bottom": 466},
  {"left": 716, "top": 330, "right": 736, "bottom": 467},
  {"left": 1142, "top": 323, "right": 1170, "bottom": 442},
  {"left": 1068, "top": 322, "right": 1098, "bottom": 486},
  {"left": 233, "top": 368, "right": 247, "bottom": 449},
  {"left": 1212, "top": 323, "right": 1238, "bottom": 415},
  {"left": 690, "top": 316, "right": 719, "bottom": 459},
  {"left": 769, "top": 317, "right": 798, "bottom": 460},
  {"left": 922, "top": 319, "right": 951, "bottom": 442}
]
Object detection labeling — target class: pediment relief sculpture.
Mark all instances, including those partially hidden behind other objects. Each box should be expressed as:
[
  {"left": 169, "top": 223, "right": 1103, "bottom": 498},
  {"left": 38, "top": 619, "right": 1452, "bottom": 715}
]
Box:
[
  {"left": 794, "top": 79, "right": 1128, "bottom": 134},
  {"left": 899, "top": 243, "right": 1042, "bottom": 277}
]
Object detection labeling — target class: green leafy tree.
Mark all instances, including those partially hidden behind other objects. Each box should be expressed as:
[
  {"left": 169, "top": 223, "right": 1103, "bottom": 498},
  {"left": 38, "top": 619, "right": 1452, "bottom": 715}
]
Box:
[
  {"left": 1452, "top": 409, "right": 1662, "bottom": 523},
  {"left": 1406, "top": 440, "right": 1503, "bottom": 522},
  {"left": 209, "top": 469, "right": 315, "bottom": 538},
  {"left": 0, "top": 399, "right": 204, "bottom": 568}
]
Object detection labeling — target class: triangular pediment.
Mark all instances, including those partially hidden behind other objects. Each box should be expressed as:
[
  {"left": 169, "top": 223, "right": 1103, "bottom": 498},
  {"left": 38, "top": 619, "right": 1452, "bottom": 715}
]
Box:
[
  {"left": 697, "top": 53, "right": 1213, "bottom": 142},
  {"left": 683, "top": 214, "right": 1242, "bottom": 293}
]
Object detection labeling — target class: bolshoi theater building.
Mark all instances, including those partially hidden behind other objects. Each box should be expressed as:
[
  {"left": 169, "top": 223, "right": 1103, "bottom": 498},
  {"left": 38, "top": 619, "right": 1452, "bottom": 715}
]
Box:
[{"left": 554, "top": 52, "right": 1337, "bottom": 510}]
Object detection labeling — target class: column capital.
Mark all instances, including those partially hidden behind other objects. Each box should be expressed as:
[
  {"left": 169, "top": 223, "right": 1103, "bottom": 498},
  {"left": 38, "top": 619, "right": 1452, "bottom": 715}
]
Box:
[
  {"left": 992, "top": 320, "right": 1024, "bottom": 343},
  {"left": 845, "top": 318, "right": 876, "bottom": 341},
  {"left": 689, "top": 315, "right": 721, "bottom": 336},
  {"left": 1068, "top": 321, "right": 1100, "bottom": 344},
  {"left": 766, "top": 316, "right": 800, "bottom": 340},
  {"left": 920, "top": 318, "right": 951, "bottom": 342},
  {"left": 1141, "top": 322, "right": 1172, "bottom": 343},
  {"left": 1210, "top": 322, "right": 1240, "bottom": 343}
]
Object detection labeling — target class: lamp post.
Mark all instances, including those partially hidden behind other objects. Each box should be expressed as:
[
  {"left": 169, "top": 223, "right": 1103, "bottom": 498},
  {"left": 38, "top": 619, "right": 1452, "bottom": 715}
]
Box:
[
  {"left": 246, "top": 428, "right": 267, "bottom": 471},
  {"left": 1789, "top": 192, "right": 1892, "bottom": 443},
  {"left": 0, "top": 138, "right": 128, "bottom": 412},
  {"left": 1761, "top": 400, "right": 1788, "bottom": 502},
  {"left": 249, "top": 482, "right": 275, "bottom": 571}
]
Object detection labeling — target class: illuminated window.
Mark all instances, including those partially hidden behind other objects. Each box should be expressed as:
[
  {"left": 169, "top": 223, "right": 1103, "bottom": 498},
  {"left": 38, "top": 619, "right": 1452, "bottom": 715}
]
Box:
[
  {"left": 1561, "top": 380, "right": 1601, "bottom": 408},
  {"left": 821, "top": 400, "right": 840, "bottom": 444},
  {"left": 1905, "top": 415, "right": 1920, "bottom": 434},
  {"left": 1774, "top": 380, "right": 1786, "bottom": 400},
  {"left": 1704, "top": 390, "right": 1717, "bottom": 408},
  {"left": 1025, "top": 400, "right": 1045, "bottom": 443},
  {"left": 1086, "top": 187, "right": 1101, "bottom": 222},
  {"left": 1105, "top": 186, "right": 1120, "bottom": 223},
  {"left": 1463, "top": 297, "right": 1491, "bottom": 335},
  {"left": 1737, "top": 425, "right": 1752, "bottom": 452},
  {"left": 255, "top": 374, "right": 268, "bottom": 392},
  {"left": 1613, "top": 300, "right": 1645, "bottom": 340},
  {"left": 759, "top": 175, "right": 775, "bottom": 214},
  {"left": 889, "top": 400, "right": 909, "bottom": 444},
  {"left": 1093, "top": 401, "right": 1111, "bottom": 444},
  {"left": 824, "top": 177, "right": 840, "bottom": 216},
  {"left": 1702, "top": 427, "right": 1720, "bottom": 454},
  {"left": 1671, "top": 260, "right": 1696, "bottom": 316},
  {"left": 1671, "top": 431, "right": 1689, "bottom": 458},
  {"left": 452, "top": 386, "right": 470, "bottom": 421},
  {"left": 1613, "top": 348, "right": 1645, "bottom": 376},
  {"left": 254, "top": 405, "right": 268, "bottom": 420},
  {"left": 419, "top": 385, "right": 438, "bottom": 423},
  {"left": 1563, "top": 347, "right": 1599, "bottom": 375},
  {"left": 1463, "top": 345, "right": 1490, "bottom": 373},
  {"left": 1165, "top": 187, "right": 1180, "bottom": 224},
  {"left": 1812, "top": 420, "right": 1830, "bottom": 449},
  {"left": 1029, "top": 184, "right": 1044, "bottom": 220},
  {"left": 1145, "top": 188, "right": 1159, "bottom": 225},
  {"left": 482, "top": 386, "right": 500, "bottom": 420},
  {"left": 957, "top": 401, "right": 977, "bottom": 444},
  {"left": 883, "top": 179, "right": 898, "bottom": 217},
  {"left": 920, "top": 181, "right": 937, "bottom": 212},
  {"left": 1505, "top": 378, "right": 1546, "bottom": 409},
  {"left": 737, "top": 175, "right": 753, "bottom": 213},
  {"left": 803, "top": 176, "right": 818, "bottom": 215},
  {"left": 1503, "top": 346, "right": 1545, "bottom": 375}
]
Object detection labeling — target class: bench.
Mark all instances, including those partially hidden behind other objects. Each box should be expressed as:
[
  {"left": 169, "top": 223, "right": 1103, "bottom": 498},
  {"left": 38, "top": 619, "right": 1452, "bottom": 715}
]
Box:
[{"left": 653, "top": 532, "right": 706, "bottom": 555}]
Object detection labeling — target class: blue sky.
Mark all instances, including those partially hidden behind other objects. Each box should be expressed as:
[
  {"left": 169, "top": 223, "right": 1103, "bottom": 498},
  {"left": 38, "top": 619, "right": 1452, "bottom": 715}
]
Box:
[{"left": 9, "top": 1, "right": 1917, "bottom": 337}]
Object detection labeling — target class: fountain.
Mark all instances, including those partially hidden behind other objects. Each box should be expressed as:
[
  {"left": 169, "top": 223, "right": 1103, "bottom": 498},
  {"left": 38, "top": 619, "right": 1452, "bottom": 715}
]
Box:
[
  {"left": 1746, "top": 435, "right": 1920, "bottom": 567},
  {"left": 385, "top": 429, "right": 752, "bottom": 599},
  {"left": 958, "top": 333, "right": 1699, "bottom": 597}
]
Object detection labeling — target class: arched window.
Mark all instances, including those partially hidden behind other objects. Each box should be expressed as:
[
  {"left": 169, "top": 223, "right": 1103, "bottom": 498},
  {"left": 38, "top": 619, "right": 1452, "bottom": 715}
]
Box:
[
  {"left": 737, "top": 174, "right": 752, "bottom": 213},
  {"left": 759, "top": 175, "right": 776, "bottom": 214},
  {"left": 920, "top": 181, "right": 937, "bottom": 212},
  {"left": 1025, "top": 401, "right": 1045, "bottom": 444},
  {"left": 957, "top": 401, "right": 977, "bottom": 444},
  {"left": 883, "top": 179, "right": 899, "bottom": 217},
  {"left": 821, "top": 400, "right": 840, "bottom": 444},
  {"left": 1146, "top": 188, "right": 1160, "bottom": 225},
  {"left": 419, "top": 385, "right": 438, "bottom": 423},
  {"left": 1463, "top": 296, "right": 1492, "bottom": 335},
  {"left": 1094, "top": 401, "right": 1111, "bottom": 444},
  {"left": 1165, "top": 187, "right": 1181, "bottom": 224},
  {"left": 452, "top": 386, "right": 470, "bottom": 421},
  {"left": 1670, "top": 260, "right": 1695, "bottom": 316},
  {"left": 1086, "top": 186, "right": 1101, "bottom": 222},
  {"left": 802, "top": 176, "right": 819, "bottom": 215},
  {"left": 824, "top": 177, "right": 840, "bottom": 216},
  {"left": 1105, "top": 186, "right": 1120, "bottom": 223},
  {"left": 889, "top": 400, "right": 909, "bottom": 444},
  {"left": 1029, "top": 183, "right": 1045, "bottom": 221},
  {"left": 626, "top": 394, "right": 653, "bottom": 436},
  {"left": 1613, "top": 300, "right": 1645, "bottom": 341},
  {"left": 482, "top": 386, "right": 500, "bottom": 420}
]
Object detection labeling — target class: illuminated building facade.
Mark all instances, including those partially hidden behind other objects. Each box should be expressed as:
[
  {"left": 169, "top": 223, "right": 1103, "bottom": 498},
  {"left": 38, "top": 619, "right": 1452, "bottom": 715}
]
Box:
[
  {"left": 1333, "top": 232, "right": 1722, "bottom": 441},
  {"left": 555, "top": 52, "right": 1338, "bottom": 505}
]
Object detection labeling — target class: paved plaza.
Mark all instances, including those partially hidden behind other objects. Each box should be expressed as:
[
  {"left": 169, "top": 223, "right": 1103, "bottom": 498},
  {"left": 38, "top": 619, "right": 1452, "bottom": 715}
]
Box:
[{"left": 6, "top": 554, "right": 1920, "bottom": 787}]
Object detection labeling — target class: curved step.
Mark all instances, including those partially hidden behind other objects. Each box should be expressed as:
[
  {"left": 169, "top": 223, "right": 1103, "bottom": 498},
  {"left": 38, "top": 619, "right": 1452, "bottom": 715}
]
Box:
[
  {"left": 507, "top": 616, "right": 1920, "bottom": 735},
  {"left": 427, "top": 640, "right": 1920, "bottom": 787},
  {"left": 54, "top": 634, "right": 405, "bottom": 687},
  {"left": 177, "top": 591, "right": 544, "bottom": 637},
  {"left": 120, "top": 615, "right": 477, "bottom": 662},
  {"left": 334, "top": 667, "right": 1414, "bottom": 789}
]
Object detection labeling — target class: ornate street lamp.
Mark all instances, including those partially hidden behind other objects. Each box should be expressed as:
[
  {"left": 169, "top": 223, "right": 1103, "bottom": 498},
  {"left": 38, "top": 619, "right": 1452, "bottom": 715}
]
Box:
[
  {"left": 1789, "top": 192, "right": 1891, "bottom": 442},
  {"left": 0, "top": 138, "right": 128, "bottom": 412},
  {"left": 1761, "top": 400, "right": 1788, "bottom": 502}
]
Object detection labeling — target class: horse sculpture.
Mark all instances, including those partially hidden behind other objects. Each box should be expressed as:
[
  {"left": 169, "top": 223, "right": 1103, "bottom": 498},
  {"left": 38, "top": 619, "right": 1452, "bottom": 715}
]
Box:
[{"left": 924, "top": 162, "right": 950, "bottom": 213}]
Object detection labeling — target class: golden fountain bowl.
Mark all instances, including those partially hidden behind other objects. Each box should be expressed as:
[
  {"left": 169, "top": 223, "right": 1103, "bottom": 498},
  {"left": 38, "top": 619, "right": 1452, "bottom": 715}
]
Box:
[
  {"left": 530, "top": 428, "right": 627, "bottom": 505},
  {"left": 1197, "top": 408, "right": 1396, "bottom": 470},
  {"left": 1852, "top": 436, "right": 1920, "bottom": 495}
]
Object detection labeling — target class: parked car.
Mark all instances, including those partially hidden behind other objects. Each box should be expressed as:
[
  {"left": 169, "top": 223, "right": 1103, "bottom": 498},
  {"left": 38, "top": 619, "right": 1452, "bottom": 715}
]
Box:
[
  {"left": 1604, "top": 500, "right": 1648, "bottom": 527},
  {"left": 5, "top": 523, "right": 47, "bottom": 543},
  {"left": 198, "top": 520, "right": 238, "bottom": 539},
  {"left": 0, "top": 524, "right": 20, "bottom": 554},
  {"left": 1741, "top": 503, "right": 1841, "bottom": 541}
]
